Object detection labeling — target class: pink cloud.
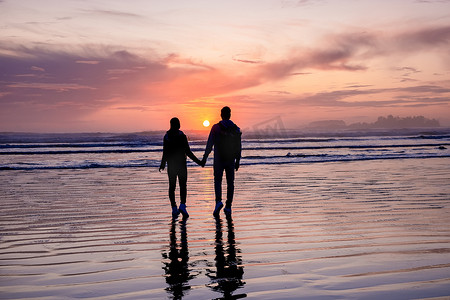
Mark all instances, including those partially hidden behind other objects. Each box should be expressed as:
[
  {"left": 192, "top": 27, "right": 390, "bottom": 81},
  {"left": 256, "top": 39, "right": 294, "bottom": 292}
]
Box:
[{"left": 1, "top": 22, "right": 450, "bottom": 131}]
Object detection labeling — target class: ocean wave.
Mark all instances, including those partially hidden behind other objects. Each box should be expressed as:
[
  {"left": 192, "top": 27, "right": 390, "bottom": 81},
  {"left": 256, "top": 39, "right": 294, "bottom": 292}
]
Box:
[
  {"left": 243, "top": 143, "right": 450, "bottom": 151},
  {"left": 1, "top": 131, "right": 449, "bottom": 149},
  {"left": 414, "top": 134, "right": 450, "bottom": 140},
  {"left": 1, "top": 154, "right": 449, "bottom": 171},
  {"left": 0, "top": 132, "right": 165, "bottom": 144},
  {"left": 0, "top": 160, "right": 158, "bottom": 171},
  {"left": 243, "top": 133, "right": 450, "bottom": 144},
  {"left": 1, "top": 143, "right": 448, "bottom": 155},
  {"left": 1, "top": 132, "right": 449, "bottom": 171},
  {"left": 241, "top": 153, "right": 450, "bottom": 166},
  {"left": 0, "top": 148, "right": 161, "bottom": 155},
  {"left": 245, "top": 153, "right": 329, "bottom": 160},
  {"left": 0, "top": 140, "right": 165, "bottom": 149}
]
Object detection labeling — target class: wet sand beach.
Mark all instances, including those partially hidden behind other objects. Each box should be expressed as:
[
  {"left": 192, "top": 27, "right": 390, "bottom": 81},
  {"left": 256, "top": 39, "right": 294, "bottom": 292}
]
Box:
[{"left": 1, "top": 158, "right": 449, "bottom": 299}]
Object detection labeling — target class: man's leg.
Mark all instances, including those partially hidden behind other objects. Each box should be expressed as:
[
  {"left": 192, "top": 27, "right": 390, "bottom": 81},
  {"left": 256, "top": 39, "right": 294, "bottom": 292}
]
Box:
[
  {"left": 224, "top": 161, "right": 235, "bottom": 208},
  {"left": 213, "top": 160, "right": 226, "bottom": 216},
  {"left": 214, "top": 161, "right": 225, "bottom": 203}
]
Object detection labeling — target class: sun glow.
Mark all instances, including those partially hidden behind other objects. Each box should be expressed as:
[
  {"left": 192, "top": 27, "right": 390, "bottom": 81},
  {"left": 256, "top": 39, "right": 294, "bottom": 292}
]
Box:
[{"left": 203, "top": 120, "right": 210, "bottom": 127}]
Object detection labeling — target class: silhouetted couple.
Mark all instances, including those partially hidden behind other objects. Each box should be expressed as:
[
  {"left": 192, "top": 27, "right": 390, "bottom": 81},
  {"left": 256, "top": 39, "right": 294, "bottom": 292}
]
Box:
[{"left": 159, "top": 106, "right": 242, "bottom": 218}]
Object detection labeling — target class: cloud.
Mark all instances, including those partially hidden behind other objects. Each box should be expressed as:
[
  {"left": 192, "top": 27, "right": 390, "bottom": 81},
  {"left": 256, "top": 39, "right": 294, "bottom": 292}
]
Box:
[
  {"left": 3, "top": 23, "right": 449, "bottom": 98},
  {"left": 1, "top": 22, "right": 450, "bottom": 130},
  {"left": 232, "top": 53, "right": 263, "bottom": 64},
  {"left": 285, "top": 84, "right": 450, "bottom": 108},
  {"left": 396, "top": 67, "right": 420, "bottom": 74},
  {"left": 0, "top": 44, "right": 168, "bottom": 124},
  {"left": 395, "top": 66, "right": 421, "bottom": 82},
  {"left": 290, "top": 72, "right": 311, "bottom": 76},
  {"left": 233, "top": 57, "right": 263, "bottom": 64},
  {"left": 400, "top": 77, "right": 418, "bottom": 83},
  {"left": 345, "top": 84, "right": 373, "bottom": 88},
  {"left": 76, "top": 60, "right": 100, "bottom": 65},
  {"left": 6, "top": 82, "right": 94, "bottom": 91},
  {"left": 400, "top": 85, "right": 450, "bottom": 94},
  {"left": 107, "top": 68, "right": 138, "bottom": 75},
  {"left": 247, "top": 24, "right": 450, "bottom": 85},
  {"left": 415, "top": 0, "right": 450, "bottom": 4},
  {"left": 81, "top": 9, "right": 144, "bottom": 19},
  {"left": 31, "top": 66, "right": 45, "bottom": 72},
  {"left": 394, "top": 25, "right": 450, "bottom": 50},
  {"left": 280, "top": 0, "right": 325, "bottom": 7},
  {"left": 1, "top": 35, "right": 447, "bottom": 113},
  {"left": 254, "top": 36, "right": 371, "bottom": 81},
  {"left": 164, "top": 53, "right": 214, "bottom": 70},
  {"left": 114, "top": 106, "right": 150, "bottom": 112},
  {"left": 269, "top": 90, "right": 292, "bottom": 95},
  {"left": 0, "top": 43, "right": 264, "bottom": 131},
  {"left": 294, "top": 89, "right": 389, "bottom": 107}
]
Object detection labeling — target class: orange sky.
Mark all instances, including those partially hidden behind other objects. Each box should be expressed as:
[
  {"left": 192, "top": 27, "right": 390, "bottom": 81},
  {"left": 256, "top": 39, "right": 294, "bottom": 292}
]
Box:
[{"left": 0, "top": 0, "right": 449, "bottom": 132}]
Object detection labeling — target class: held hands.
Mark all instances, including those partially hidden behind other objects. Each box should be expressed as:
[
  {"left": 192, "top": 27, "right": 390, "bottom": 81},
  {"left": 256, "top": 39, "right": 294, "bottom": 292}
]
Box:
[
  {"left": 195, "top": 158, "right": 206, "bottom": 168},
  {"left": 159, "top": 164, "right": 165, "bottom": 172},
  {"left": 235, "top": 160, "right": 240, "bottom": 171},
  {"left": 200, "top": 157, "right": 206, "bottom": 168}
]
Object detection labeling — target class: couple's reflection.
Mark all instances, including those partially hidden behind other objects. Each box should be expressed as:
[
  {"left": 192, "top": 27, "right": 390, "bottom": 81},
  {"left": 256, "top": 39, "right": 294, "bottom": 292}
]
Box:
[
  {"left": 207, "top": 216, "right": 246, "bottom": 299},
  {"left": 162, "top": 216, "right": 245, "bottom": 299},
  {"left": 162, "top": 218, "right": 194, "bottom": 299}
]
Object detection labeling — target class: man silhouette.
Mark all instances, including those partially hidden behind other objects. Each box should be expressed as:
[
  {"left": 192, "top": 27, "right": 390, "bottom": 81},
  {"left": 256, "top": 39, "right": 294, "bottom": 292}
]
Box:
[
  {"left": 201, "top": 107, "right": 242, "bottom": 216},
  {"left": 160, "top": 117, "right": 202, "bottom": 218}
]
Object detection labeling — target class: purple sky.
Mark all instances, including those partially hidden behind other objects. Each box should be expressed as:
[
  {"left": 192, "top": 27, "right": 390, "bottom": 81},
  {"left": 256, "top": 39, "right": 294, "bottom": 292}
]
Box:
[{"left": 1, "top": 0, "right": 449, "bottom": 132}]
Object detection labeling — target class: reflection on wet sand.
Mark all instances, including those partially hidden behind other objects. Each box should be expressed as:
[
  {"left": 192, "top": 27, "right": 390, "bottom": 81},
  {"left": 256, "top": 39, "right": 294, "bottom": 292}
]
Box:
[
  {"left": 162, "top": 218, "right": 195, "bottom": 299},
  {"left": 207, "top": 215, "right": 246, "bottom": 299},
  {"left": 1, "top": 160, "right": 449, "bottom": 299}
]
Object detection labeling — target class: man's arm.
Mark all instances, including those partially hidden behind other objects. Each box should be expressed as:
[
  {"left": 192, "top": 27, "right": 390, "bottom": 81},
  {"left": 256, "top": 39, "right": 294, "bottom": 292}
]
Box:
[
  {"left": 235, "top": 130, "right": 242, "bottom": 171},
  {"left": 202, "top": 126, "right": 216, "bottom": 165}
]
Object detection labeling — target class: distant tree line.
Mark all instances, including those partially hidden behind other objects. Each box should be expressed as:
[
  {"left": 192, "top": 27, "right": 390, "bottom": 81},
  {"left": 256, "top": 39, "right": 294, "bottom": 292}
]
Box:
[{"left": 348, "top": 115, "right": 440, "bottom": 129}]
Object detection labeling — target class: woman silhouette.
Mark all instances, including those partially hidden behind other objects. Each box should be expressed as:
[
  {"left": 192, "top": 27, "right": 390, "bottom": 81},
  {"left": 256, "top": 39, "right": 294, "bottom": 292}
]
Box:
[{"left": 160, "top": 117, "right": 202, "bottom": 218}]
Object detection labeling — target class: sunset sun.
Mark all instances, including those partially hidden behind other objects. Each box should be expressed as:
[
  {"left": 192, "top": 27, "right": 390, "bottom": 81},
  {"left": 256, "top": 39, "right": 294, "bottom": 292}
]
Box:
[{"left": 203, "top": 120, "right": 210, "bottom": 127}]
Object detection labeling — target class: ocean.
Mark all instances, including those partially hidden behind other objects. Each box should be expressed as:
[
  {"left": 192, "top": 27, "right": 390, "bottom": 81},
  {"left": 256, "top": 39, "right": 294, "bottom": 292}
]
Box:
[
  {"left": 1, "top": 128, "right": 449, "bottom": 299},
  {"left": 1, "top": 128, "right": 449, "bottom": 170}
]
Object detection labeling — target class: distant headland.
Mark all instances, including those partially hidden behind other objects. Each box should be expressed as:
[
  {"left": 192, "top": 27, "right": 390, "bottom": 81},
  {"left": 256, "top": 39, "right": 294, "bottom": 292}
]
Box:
[{"left": 308, "top": 115, "right": 440, "bottom": 130}]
